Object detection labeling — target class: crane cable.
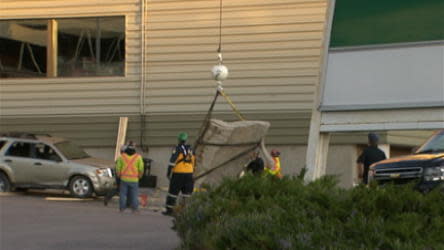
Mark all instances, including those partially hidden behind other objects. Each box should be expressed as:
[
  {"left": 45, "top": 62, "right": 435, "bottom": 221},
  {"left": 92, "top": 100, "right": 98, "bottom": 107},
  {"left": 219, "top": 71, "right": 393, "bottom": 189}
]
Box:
[
  {"left": 215, "top": 0, "right": 245, "bottom": 121},
  {"left": 217, "top": 0, "right": 223, "bottom": 55}
]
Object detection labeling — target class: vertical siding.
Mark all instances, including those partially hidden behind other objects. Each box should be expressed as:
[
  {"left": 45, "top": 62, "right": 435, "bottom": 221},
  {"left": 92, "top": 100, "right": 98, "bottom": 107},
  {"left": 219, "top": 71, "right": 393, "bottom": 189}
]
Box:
[{"left": 0, "top": 0, "right": 142, "bottom": 116}]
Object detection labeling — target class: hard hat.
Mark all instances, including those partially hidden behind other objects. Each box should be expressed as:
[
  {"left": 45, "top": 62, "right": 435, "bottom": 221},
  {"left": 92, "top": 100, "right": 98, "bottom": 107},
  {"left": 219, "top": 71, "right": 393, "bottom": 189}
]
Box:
[
  {"left": 178, "top": 132, "right": 188, "bottom": 141},
  {"left": 271, "top": 149, "right": 280, "bottom": 157},
  {"left": 126, "top": 141, "right": 136, "bottom": 150}
]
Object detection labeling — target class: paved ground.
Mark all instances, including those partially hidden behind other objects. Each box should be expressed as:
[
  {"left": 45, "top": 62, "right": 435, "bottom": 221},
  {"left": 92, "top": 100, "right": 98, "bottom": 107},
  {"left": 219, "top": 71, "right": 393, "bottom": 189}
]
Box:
[{"left": 0, "top": 190, "right": 179, "bottom": 250}]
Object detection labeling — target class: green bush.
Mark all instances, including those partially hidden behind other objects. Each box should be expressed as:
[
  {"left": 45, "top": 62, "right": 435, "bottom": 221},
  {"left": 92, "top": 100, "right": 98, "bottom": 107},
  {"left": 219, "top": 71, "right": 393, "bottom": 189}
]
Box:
[{"left": 174, "top": 175, "right": 444, "bottom": 250}]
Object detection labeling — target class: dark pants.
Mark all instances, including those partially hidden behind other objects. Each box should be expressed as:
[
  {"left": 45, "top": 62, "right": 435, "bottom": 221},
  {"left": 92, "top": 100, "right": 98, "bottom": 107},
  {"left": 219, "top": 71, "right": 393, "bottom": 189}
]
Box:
[
  {"left": 119, "top": 181, "right": 139, "bottom": 211},
  {"left": 363, "top": 166, "right": 369, "bottom": 185},
  {"left": 165, "top": 173, "right": 194, "bottom": 212}
]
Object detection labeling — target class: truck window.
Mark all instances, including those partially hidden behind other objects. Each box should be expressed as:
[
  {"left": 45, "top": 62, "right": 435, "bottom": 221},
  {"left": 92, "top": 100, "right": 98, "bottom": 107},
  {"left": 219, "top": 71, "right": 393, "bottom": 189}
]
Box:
[{"left": 416, "top": 130, "right": 444, "bottom": 154}]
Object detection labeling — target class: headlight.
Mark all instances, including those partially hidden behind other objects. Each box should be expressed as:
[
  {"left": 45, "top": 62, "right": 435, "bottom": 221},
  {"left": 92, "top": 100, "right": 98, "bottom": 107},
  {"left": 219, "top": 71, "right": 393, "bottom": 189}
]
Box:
[
  {"left": 423, "top": 167, "right": 444, "bottom": 181},
  {"left": 96, "top": 168, "right": 112, "bottom": 177}
]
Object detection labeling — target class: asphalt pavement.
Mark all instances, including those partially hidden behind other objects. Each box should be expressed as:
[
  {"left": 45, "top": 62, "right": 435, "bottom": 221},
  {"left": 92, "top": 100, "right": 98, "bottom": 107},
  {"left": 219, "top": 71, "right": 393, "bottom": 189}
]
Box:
[{"left": 0, "top": 191, "right": 179, "bottom": 250}]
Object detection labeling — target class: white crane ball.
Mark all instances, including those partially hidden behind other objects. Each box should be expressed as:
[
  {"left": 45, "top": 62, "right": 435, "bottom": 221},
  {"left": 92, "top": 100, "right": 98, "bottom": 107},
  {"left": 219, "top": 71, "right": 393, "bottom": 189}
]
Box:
[{"left": 212, "top": 64, "right": 229, "bottom": 81}]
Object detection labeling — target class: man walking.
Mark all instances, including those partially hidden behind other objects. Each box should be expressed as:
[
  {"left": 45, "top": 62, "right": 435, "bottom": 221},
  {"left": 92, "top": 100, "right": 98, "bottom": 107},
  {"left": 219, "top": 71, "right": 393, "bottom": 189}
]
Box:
[
  {"left": 163, "top": 132, "right": 195, "bottom": 216},
  {"left": 116, "top": 143, "right": 144, "bottom": 212},
  {"left": 357, "top": 133, "right": 387, "bottom": 184}
]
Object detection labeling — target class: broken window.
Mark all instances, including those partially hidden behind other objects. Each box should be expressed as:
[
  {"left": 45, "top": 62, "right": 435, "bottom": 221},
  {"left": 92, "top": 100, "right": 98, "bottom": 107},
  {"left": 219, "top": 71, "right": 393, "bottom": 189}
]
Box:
[
  {"left": 0, "top": 16, "right": 125, "bottom": 78},
  {"left": 0, "top": 20, "right": 47, "bottom": 78},
  {"left": 57, "top": 16, "right": 125, "bottom": 77}
]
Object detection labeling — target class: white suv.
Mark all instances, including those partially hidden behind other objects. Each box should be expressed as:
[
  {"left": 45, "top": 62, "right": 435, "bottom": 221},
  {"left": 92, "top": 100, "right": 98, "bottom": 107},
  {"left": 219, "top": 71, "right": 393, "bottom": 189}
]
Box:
[{"left": 0, "top": 133, "right": 115, "bottom": 198}]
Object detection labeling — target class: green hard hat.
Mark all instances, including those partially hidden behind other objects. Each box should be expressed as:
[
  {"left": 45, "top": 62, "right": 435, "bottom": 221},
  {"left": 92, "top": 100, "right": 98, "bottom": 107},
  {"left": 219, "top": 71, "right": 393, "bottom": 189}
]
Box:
[{"left": 178, "top": 132, "right": 188, "bottom": 141}]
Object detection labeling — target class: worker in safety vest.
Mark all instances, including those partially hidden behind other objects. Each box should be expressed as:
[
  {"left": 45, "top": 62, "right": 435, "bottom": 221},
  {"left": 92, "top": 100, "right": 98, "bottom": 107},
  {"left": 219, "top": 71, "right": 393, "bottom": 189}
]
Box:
[
  {"left": 265, "top": 149, "right": 283, "bottom": 178},
  {"left": 162, "top": 132, "right": 195, "bottom": 216},
  {"left": 104, "top": 144, "right": 128, "bottom": 206},
  {"left": 115, "top": 142, "right": 144, "bottom": 212}
]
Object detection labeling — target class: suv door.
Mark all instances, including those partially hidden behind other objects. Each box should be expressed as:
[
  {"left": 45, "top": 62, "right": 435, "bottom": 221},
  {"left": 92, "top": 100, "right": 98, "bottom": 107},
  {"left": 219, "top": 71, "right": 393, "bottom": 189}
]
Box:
[
  {"left": 32, "top": 143, "right": 69, "bottom": 186},
  {"left": 4, "top": 141, "right": 39, "bottom": 184}
]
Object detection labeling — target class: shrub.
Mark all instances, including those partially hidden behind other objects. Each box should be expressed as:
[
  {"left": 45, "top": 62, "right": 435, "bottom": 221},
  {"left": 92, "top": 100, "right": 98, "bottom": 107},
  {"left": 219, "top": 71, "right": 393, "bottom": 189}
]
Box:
[{"left": 174, "top": 175, "right": 444, "bottom": 250}]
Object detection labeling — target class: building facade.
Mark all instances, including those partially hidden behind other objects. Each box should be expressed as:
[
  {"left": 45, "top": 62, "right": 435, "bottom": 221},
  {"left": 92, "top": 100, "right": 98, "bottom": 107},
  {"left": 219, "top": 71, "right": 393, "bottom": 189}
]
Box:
[{"left": 1, "top": 0, "right": 440, "bottom": 188}]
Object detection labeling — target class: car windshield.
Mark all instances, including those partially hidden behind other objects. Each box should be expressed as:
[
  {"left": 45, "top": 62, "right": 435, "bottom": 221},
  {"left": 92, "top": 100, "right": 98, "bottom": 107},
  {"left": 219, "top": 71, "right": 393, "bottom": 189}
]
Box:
[
  {"left": 416, "top": 130, "right": 444, "bottom": 154},
  {"left": 55, "top": 141, "right": 90, "bottom": 160}
]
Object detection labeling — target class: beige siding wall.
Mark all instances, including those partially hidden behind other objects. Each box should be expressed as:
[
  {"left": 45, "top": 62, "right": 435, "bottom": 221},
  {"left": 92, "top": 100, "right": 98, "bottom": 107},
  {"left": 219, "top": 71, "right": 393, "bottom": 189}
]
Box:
[
  {"left": 142, "top": 0, "right": 327, "bottom": 145},
  {"left": 0, "top": 0, "right": 142, "bottom": 116},
  {"left": 1, "top": 0, "right": 329, "bottom": 147},
  {"left": 145, "top": 0, "right": 326, "bottom": 114},
  {"left": 387, "top": 130, "right": 435, "bottom": 147}
]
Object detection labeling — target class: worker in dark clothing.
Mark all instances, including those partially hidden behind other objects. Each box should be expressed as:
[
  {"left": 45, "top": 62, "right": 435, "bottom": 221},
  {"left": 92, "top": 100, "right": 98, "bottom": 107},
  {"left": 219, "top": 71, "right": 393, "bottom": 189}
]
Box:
[
  {"left": 246, "top": 151, "right": 265, "bottom": 176},
  {"left": 357, "top": 133, "right": 387, "bottom": 184},
  {"left": 162, "top": 132, "right": 195, "bottom": 216}
]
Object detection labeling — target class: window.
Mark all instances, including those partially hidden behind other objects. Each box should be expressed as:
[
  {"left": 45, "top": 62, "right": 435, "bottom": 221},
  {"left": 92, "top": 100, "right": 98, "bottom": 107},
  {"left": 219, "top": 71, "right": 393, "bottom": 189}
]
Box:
[
  {"left": 0, "top": 20, "right": 47, "bottom": 78},
  {"left": 0, "top": 16, "right": 125, "bottom": 78},
  {"left": 55, "top": 141, "right": 89, "bottom": 160},
  {"left": 35, "top": 143, "right": 62, "bottom": 162},
  {"left": 0, "top": 141, "right": 6, "bottom": 150},
  {"left": 58, "top": 17, "right": 125, "bottom": 77},
  {"left": 6, "top": 142, "right": 33, "bottom": 158}
]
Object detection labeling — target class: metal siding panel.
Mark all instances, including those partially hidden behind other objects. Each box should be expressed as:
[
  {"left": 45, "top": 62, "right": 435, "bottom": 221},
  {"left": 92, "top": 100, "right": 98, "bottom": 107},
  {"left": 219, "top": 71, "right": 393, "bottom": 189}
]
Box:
[
  {"left": 0, "top": 111, "right": 312, "bottom": 146},
  {"left": 142, "top": 0, "right": 327, "bottom": 145},
  {"left": 0, "top": 0, "right": 329, "bottom": 147},
  {"left": 0, "top": 0, "right": 142, "bottom": 117},
  {"left": 145, "top": 0, "right": 327, "bottom": 116}
]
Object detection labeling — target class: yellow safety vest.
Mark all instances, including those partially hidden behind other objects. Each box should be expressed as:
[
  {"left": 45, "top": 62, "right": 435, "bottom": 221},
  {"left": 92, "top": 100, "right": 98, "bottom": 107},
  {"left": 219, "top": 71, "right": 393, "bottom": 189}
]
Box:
[
  {"left": 173, "top": 151, "right": 195, "bottom": 173},
  {"left": 118, "top": 154, "right": 143, "bottom": 182},
  {"left": 265, "top": 156, "right": 282, "bottom": 178}
]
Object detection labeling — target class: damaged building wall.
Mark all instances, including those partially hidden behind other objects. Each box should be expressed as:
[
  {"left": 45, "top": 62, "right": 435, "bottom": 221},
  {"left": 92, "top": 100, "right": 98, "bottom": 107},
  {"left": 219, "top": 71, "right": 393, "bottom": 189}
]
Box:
[
  {"left": 0, "top": 0, "right": 143, "bottom": 116},
  {"left": 1, "top": 0, "right": 328, "bottom": 146},
  {"left": 1, "top": 0, "right": 356, "bottom": 186}
]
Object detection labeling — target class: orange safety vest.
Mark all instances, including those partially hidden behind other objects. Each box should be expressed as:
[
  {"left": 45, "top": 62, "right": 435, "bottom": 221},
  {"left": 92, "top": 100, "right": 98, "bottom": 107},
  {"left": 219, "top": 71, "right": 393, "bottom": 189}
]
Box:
[{"left": 120, "top": 154, "right": 141, "bottom": 181}]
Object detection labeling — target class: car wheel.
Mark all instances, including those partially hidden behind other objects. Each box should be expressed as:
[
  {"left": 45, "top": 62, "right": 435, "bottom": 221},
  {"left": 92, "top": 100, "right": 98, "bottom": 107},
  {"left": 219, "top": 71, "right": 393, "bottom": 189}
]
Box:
[
  {"left": 0, "top": 172, "right": 11, "bottom": 192},
  {"left": 69, "top": 176, "right": 93, "bottom": 198}
]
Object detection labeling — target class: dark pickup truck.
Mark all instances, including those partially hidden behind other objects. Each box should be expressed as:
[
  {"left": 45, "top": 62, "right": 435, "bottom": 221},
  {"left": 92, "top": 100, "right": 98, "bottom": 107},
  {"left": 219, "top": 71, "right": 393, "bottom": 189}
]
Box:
[{"left": 368, "top": 130, "right": 444, "bottom": 192}]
